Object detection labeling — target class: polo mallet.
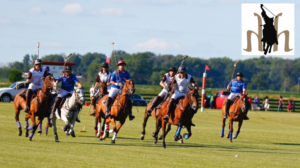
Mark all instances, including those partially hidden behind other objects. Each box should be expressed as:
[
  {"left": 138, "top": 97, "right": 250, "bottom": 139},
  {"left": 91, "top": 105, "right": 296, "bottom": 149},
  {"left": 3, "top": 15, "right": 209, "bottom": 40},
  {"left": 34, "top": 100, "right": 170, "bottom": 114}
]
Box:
[
  {"left": 37, "top": 42, "right": 40, "bottom": 59},
  {"left": 80, "top": 104, "right": 92, "bottom": 132},
  {"left": 58, "top": 53, "right": 72, "bottom": 77},
  {"left": 231, "top": 61, "right": 239, "bottom": 80},
  {"left": 261, "top": 4, "right": 277, "bottom": 18},
  {"left": 110, "top": 42, "right": 121, "bottom": 83},
  {"left": 254, "top": 110, "right": 265, "bottom": 119},
  {"left": 169, "top": 55, "right": 188, "bottom": 87}
]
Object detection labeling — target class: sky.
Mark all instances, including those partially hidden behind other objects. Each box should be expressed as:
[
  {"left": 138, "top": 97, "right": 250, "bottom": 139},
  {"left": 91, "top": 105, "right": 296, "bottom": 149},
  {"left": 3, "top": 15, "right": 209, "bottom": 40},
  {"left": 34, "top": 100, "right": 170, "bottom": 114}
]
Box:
[{"left": 0, "top": 0, "right": 299, "bottom": 65}]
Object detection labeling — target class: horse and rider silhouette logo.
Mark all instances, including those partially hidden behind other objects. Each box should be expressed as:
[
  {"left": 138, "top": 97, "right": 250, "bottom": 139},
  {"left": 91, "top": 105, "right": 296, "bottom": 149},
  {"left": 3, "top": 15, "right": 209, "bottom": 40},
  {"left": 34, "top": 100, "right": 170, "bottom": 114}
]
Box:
[{"left": 242, "top": 4, "right": 294, "bottom": 55}]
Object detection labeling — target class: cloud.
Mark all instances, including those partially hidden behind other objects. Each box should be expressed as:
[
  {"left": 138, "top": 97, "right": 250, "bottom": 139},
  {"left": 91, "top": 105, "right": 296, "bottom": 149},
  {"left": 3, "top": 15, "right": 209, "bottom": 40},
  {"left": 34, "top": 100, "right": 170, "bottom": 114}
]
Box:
[
  {"left": 29, "top": 7, "right": 42, "bottom": 14},
  {"left": 43, "top": 42, "right": 63, "bottom": 47},
  {"left": 133, "top": 38, "right": 181, "bottom": 51},
  {"left": 0, "top": 19, "right": 10, "bottom": 24},
  {"left": 62, "top": 3, "right": 83, "bottom": 15}
]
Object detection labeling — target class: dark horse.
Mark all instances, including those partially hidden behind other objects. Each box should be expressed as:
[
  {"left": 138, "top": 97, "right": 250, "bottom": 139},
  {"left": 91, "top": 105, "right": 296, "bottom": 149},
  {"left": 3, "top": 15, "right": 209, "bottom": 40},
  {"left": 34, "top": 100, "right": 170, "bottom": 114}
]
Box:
[
  {"left": 14, "top": 76, "right": 57, "bottom": 141},
  {"left": 95, "top": 79, "right": 135, "bottom": 143},
  {"left": 155, "top": 88, "right": 198, "bottom": 148},
  {"left": 261, "top": 4, "right": 278, "bottom": 55},
  {"left": 220, "top": 93, "right": 248, "bottom": 143}
]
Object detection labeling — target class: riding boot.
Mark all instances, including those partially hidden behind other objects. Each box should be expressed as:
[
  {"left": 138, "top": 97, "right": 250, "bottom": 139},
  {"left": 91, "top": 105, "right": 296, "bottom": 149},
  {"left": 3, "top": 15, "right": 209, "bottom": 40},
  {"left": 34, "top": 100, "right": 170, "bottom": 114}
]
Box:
[
  {"left": 24, "top": 89, "right": 32, "bottom": 113},
  {"left": 224, "top": 99, "right": 232, "bottom": 119},
  {"left": 105, "top": 97, "right": 113, "bottom": 119},
  {"left": 127, "top": 100, "right": 135, "bottom": 121},
  {"left": 163, "top": 98, "right": 175, "bottom": 122},
  {"left": 147, "top": 96, "right": 162, "bottom": 115},
  {"left": 244, "top": 100, "right": 250, "bottom": 120},
  {"left": 49, "top": 97, "right": 62, "bottom": 119}
]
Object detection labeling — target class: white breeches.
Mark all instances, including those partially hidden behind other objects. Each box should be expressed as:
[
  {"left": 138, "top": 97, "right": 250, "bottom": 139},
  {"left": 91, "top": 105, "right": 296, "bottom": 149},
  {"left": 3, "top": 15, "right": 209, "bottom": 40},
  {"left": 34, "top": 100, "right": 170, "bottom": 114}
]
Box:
[
  {"left": 228, "top": 93, "right": 241, "bottom": 101},
  {"left": 28, "top": 83, "right": 43, "bottom": 92},
  {"left": 58, "top": 89, "right": 74, "bottom": 98},
  {"left": 108, "top": 87, "right": 120, "bottom": 98},
  {"left": 171, "top": 90, "right": 187, "bottom": 100},
  {"left": 158, "top": 89, "right": 168, "bottom": 98}
]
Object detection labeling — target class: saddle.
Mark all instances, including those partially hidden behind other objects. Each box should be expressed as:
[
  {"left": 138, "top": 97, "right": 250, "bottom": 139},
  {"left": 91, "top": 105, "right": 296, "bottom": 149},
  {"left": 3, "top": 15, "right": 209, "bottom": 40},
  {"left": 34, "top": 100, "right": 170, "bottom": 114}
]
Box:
[
  {"left": 58, "top": 94, "right": 72, "bottom": 110},
  {"left": 20, "top": 89, "right": 41, "bottom": 101}
]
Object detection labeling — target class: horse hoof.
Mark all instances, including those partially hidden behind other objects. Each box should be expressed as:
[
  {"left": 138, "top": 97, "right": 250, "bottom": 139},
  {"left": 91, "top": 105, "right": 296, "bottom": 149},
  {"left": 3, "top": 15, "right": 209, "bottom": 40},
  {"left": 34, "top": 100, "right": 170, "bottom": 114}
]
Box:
[
  {"left": 38, "top": 131, "right": 42, "bottom": 135},
  {"left": 25, "top": 132, "right": 29, "bottom": 137},
  {"left": 99, "top": 138, "right": 103, "bottom": 141},
  {"left": 162, "top": 143, "right": 166, "bottom": 148},
  {"left": 44, "top": 133, "right": 48, "bottom": 136},
  {"left": 71, "top": 131, "right": 76, "bottom": 138},
  {"left": 96, "top": 134, "right": 100, "bottom": 138},
  {"left": 140, "top": 135, "right": 145, "bottom": 140},
  {"left": 233, "top": 137, "right": 237, "bottom": 139},
  {"left": 18, "top": 131, "right": 22, "bottom": 136},
  {"left": 55, "top": 140, "right": 60, "bottom": 142},
  {"left": 151, "top": 132, "right": 155, "bottom": 137},
  {"left": 178, "top": 139, "right": 183, "bottom": 144},
  {"left": 153, "top": 140, "right": 157, "bottom": 144},
  {"left": 158, "top": 135, "right": 163, "bottom": 140},
  {"left": 229, "top": 140, "right": 232, "bottom": 143},
  {"left": 29, "top": 137, "right": 32, "bottom": 141},
  {"left": 183, "top": 133, "right": 189, "bottom": 140},
  {"left": 174, "top": 135, "right": 179, "bottom": 141},
  {"left": 220, "top": 135, "right": 224, "bottom": 138},
  {"left": 111, "top": 140, "right": 115, "bottom": 144}
]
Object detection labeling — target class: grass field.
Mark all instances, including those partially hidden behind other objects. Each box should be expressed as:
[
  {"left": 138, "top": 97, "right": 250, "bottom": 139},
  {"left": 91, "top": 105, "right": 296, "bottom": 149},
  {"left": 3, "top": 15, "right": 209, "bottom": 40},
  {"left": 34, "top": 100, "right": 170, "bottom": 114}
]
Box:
[{"left": 1, "top": 103, "right": 300, "bottom": 168}]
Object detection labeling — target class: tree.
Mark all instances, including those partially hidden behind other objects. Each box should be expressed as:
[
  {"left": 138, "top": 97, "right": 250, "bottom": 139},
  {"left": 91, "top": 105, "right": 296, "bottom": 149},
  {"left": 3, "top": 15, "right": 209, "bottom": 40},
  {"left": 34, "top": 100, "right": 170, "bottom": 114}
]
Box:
[
  {"left": 22, "top": 54, "right": 30, "bottom": 71},
  {"left": 9, "top": 69, "right": 23, "bottom": 82}
]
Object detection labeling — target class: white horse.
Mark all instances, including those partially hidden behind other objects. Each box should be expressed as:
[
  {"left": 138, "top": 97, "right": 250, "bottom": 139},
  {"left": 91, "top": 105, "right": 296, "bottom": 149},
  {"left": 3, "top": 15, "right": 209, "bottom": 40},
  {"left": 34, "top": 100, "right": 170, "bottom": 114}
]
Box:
[{"left": 52, "top": 87, "right": 85, "bottom": 142}]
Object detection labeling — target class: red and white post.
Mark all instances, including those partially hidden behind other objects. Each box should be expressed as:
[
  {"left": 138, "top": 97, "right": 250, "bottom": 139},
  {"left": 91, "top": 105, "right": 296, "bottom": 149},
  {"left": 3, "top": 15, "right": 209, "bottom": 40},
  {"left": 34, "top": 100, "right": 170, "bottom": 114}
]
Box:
[{"left": 200, "top": 70, "right": 207, "bottom": 112}]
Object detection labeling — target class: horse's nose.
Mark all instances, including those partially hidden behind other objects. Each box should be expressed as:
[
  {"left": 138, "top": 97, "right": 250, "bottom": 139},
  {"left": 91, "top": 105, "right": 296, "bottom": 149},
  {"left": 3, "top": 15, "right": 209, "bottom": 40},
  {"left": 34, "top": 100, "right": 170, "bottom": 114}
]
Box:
[{"left": 192, "top": 105, "right": 197, "bottom": 111}]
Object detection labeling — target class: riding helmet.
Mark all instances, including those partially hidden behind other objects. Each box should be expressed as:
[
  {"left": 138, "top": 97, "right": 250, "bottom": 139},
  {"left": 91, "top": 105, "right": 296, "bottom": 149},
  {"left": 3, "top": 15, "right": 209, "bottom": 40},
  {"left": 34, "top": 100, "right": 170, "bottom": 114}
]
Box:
[
  {"left": 169, "top": 67, "right": 176, "bottom": 72},
  {"left": 236, "top": 72, "right": 244, "bottom": 77},
  {"left": 178, "top": 66, "right": 187, "bottom": 73},
  {"left": 34, "top": 59, "right": 43, "bottom": 65},
  {"left": 64, "top": 65, "right": 72, "bottom": 72},
  {"left": 117, "top": 60, "right": 126, "bottom": 66},
  {"left": 101, "top": 62, "right": 109, "bottom": 68},
  {"left": 43, "top": 65, "right": 50, "bottom": 71}
]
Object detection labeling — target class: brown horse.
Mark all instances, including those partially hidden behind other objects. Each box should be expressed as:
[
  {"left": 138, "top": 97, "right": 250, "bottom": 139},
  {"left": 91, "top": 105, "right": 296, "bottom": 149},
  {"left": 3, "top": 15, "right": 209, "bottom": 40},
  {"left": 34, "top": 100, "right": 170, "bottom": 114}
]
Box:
[
  {"left": 157, "top": 88, "right": 198, "bottom": 148},
  {"left": 14, "top": 76, "right": 57, "bottom": 141},
  {"left": 140, "top": 87, "right": 175, "bottom": 141},
  {"left": 93, "top": 81, "right": 109, "bottom": 136},
  {"left": 220, "top": 93, "right": 248, "bottom": 143},
  {"left": 95, "top": 79, "right": 135, "bottom": 143}
]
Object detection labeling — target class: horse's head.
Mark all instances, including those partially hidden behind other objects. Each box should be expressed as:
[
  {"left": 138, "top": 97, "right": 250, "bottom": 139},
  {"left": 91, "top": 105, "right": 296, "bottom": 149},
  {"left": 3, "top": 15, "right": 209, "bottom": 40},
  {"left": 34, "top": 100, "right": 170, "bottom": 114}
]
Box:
[
  {"left": 123, "top": 78, "right": 135, "bottom": 95},
  {"left": 187, "top": 87, "right": 199, "bottom": 111},
  {"left": 240, "top": 92, "right": 248, "bottom": 113},
  {"left": 99, "top": 81, "right": 108, "bottom": 96},
  {"left": 43, "top": 76, "right": 57, "bottom": 91},
  {"left": 75, "top": 87, "right": 85, "bottom": 105}
]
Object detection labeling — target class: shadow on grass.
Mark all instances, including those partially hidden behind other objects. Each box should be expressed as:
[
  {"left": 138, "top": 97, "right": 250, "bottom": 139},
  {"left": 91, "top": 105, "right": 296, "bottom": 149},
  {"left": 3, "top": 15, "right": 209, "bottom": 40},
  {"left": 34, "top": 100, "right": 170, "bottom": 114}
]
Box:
[{"left": 274, "top": 143, "right": 300, "bottom": 146}]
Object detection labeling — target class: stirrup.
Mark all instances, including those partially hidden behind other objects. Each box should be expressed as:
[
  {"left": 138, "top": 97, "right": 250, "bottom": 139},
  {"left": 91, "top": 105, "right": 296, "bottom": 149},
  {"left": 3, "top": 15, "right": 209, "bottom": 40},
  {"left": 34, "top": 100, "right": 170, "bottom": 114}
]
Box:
[
  {"left": 129, "top": 115, "right": 135, "bottom": 121},
  {"left": 24, "top": 106, "right": 30, "bottom": 113},
  {"left": 163, "top": 115, "right": 169, "bottom": 122}
]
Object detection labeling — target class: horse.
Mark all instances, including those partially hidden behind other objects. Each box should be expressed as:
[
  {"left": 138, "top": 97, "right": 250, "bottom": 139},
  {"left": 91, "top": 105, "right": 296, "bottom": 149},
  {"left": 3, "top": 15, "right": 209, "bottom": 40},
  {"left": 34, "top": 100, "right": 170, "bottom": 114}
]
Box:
[
  {"left": 95, "top": 79, "right": 135, "bottom": 143},
  {"left": 156, "top": 88, "right": 198, "bottom": 148},
  {"left": 140, "top": 86, "right": 176, "bottom": 141},
  {"left": 92, "top": 81, "right": 110, "bottom": 137},
  {"left": 220, "top": 93, "right": 248, "bottom": 143},
  {"left": 14, "top": 76, "right": 57, "bottom": 141},
  {"left": 51, "top": 87, "right": 85, "bottom": 142}
]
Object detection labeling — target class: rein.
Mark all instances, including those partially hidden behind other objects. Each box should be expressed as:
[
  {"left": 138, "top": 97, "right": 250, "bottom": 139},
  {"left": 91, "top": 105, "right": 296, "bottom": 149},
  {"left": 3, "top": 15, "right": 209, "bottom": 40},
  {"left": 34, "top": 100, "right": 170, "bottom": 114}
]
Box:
[{"left": 111, "top": 81, "right": 133, "bottom": 110}]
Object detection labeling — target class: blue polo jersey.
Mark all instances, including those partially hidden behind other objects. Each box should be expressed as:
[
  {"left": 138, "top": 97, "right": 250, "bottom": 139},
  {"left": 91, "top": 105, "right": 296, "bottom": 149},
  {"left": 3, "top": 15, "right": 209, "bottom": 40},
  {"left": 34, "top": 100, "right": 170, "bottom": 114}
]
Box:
[
  {"left": 57, "top": 74, "right": 79, "bottom": 91},
  {"left": 228, "top": 78, "right": 246, "bottom": 93},
  {"left": 110, "top": 70, "right": 131, "bottom": 89}
]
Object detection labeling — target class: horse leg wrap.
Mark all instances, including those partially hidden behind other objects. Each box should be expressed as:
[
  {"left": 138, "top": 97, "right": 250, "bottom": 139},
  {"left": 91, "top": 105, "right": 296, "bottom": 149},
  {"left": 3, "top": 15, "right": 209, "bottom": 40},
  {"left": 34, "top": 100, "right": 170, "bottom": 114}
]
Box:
[
  {"left": 175, "top": 126, "right": 182, "bottom": 137},
  {"left": 221, "top": 127, "right": 224, "bottom": 137},
  {"left": 17, "top": 121, "right": 21, "bottom": 129}
]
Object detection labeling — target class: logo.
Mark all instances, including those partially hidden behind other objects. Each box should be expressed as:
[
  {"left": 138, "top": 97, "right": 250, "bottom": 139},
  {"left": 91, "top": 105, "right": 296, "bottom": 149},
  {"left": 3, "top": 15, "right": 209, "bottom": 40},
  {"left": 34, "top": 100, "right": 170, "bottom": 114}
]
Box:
[
  {"left": 102, "top": 100, "right": 106, "bottom": 105},
  {"left": 242, "top": 4, "right": 294, "bottom": 55}
]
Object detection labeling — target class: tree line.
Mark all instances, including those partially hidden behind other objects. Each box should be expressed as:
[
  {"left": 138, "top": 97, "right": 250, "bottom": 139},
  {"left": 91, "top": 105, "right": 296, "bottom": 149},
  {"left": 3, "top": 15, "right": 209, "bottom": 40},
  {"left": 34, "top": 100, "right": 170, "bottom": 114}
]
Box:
[{"left": 2, "top": 51, "right": 300, "bottom": 91}]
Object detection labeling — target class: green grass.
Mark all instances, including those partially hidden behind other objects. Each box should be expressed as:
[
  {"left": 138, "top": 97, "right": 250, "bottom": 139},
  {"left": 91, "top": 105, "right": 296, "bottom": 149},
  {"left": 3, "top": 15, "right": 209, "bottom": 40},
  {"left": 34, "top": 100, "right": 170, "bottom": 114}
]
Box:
[{"left": 1, "top": 103, "right": 300, "bottom": 167}]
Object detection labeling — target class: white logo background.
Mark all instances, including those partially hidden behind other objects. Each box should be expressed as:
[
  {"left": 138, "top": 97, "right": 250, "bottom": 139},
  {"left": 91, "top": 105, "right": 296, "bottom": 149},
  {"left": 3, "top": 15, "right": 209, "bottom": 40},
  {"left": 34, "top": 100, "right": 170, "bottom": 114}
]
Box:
[{"left": 242, "top": 3, "right": 294, "bottom": 55}]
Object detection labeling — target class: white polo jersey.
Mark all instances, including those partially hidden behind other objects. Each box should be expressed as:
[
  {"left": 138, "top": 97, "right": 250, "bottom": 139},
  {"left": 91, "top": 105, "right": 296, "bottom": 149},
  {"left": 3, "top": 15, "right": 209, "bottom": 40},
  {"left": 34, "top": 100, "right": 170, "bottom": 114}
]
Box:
[
  {"left": 28, "top": 68, "right": 46, "bottom": 86},
  {"left": 175, "top": 74, "right": 192, "bottom": 93}
]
